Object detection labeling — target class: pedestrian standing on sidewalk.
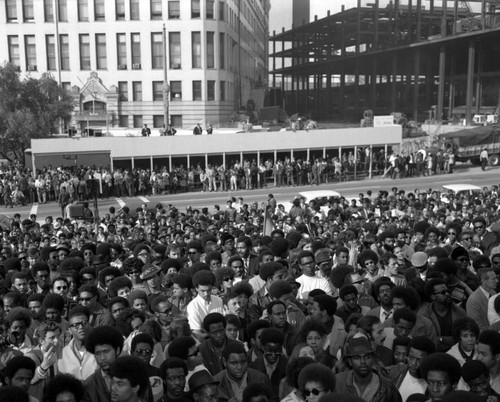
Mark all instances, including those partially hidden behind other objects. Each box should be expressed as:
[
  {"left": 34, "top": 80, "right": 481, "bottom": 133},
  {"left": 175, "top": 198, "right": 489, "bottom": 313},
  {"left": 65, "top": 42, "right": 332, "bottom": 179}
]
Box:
[{"left": 480, "top": 147, "right": 489, "bottom": 171}]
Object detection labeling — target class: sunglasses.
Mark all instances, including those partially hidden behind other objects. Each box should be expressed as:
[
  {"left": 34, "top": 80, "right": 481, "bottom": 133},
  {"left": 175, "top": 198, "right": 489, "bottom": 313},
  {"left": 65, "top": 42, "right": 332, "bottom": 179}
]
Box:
[
  {"left": 303, "top": 389, "right": 324, "bottom": 397},
  {"left": 223, "top": 277, "right": 234, "bottom": 282},
  {"left": 79, "top": 296, "right": 94, "bottom": 302},
  {"left": 55, "top": 286, "right": 68, "bottom": 291},
  {"left": 70, "top": 321, "right": 88, "bottom": 329},
  {"left": 447, "top": 232, "right": 456, "bottom": 235},
  {"left": 474, "top": 225, "right": 484, "bottom": 229},
  {"left": 134, "top": 348, "right": 153, "bottom": 356}
]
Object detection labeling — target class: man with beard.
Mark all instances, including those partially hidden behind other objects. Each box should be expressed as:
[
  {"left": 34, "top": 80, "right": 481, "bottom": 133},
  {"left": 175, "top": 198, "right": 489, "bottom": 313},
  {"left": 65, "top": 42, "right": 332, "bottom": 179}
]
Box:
[
  {"left": 199, "top": 313, "right": 241, "bottom": 375},
  {"left": 5, "top": 307, "right": 34, "bottom": 355},
  {"left": 420, "top": 278, "right": 467, "bottom": 350},
  {"left": 58, "top": 306, "right": 97, "bottom": 380},
  {"left": 388, "top": 336, "right": 436, "bottom": 402},
  {"left": 83, "top": 325, "right": 125, "bottom": 402},
  {"left": 335, "top": 337, "right": 402, "bottom": 401},
  {"left": 376, "top": 231, "right": 397, "bottom": 258},
  {"left": 367, "top": 277, "right": 395, "bottom": 323},
  {"left": 27, "top": 294, "right": 45, "bottom": 333},
  {"left": 214, "top": 342, "right": 270, "bottom": 402}
]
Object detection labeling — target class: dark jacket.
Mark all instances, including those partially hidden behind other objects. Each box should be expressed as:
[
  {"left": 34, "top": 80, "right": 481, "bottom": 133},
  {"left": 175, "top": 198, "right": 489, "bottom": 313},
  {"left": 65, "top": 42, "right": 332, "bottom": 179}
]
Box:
[
  {"left": 249, "top": 356, "right": 288, "bottom": 398},
  {"left": 199, "top": 338, "right": 241, "bottom": 376},
  {"left": 213, "top": 368, "right": 271, "bottom": 401},
  {"left": 335, "top": 370, "right": 402, "bottom": 402}
]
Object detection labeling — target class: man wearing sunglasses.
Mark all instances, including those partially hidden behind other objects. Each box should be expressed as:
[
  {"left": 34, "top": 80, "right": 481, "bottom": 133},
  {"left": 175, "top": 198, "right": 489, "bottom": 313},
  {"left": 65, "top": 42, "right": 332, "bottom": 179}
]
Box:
[
  {"left": 420, "top": 278, "right": 468, "bottom": 351},
  {"left": 472, "top": 217, "right": 499, "bottom": 257}
]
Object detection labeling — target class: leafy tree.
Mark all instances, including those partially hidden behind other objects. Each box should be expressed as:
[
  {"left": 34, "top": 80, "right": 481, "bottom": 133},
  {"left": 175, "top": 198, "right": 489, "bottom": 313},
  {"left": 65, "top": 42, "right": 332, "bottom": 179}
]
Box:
[{"left": 0, "top": 63, "right": 74, "bottom": 162}]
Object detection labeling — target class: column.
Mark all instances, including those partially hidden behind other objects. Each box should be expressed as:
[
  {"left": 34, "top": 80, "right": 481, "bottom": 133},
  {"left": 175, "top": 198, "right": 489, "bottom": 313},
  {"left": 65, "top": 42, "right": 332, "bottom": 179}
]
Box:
[
  {"left": 413, "top": 49, "right": 420, "bottom": 121},
  {"left": 465, "top": 39, "right": 475, "bottom": 125},
  {"left": 437, "top": 46, "right": 446, "bottom": 122}
]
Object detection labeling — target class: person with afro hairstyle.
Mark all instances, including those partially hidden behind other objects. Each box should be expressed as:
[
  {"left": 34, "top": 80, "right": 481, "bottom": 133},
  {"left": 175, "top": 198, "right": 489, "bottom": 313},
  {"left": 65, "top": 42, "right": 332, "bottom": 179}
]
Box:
[
  {"left": 384, "top": 285, "right": 438, "bottom": 345},
  {"left": 186, "top": 270, "right": 223, "bottom": 339},
  {"left": 461, "top": 360, "right": 500, "bottom": 401},
  {"left": 419, "top": 353, "right": 461, "bottom": 402},
  {"left": 291, "top": 319, "right": 334, "bottom": 368},
  {"left": 335, "top": 285, "right": 369, "bottom": 324},
  {"left": 169, "top": 273, "right": 193, "bottom": 317},
  {"left": 5, "top": 307, "right": 33, "bottom": 354},
  {"left": 222, "top": 281, "right": 253, "bottom": 335},
  {"left": 298, "top": 363, "right": 336, "bottom": 402},
  {"left": 249, "top": 328, "right": 288, "bottom": 398},
  {"left": 109, "top": 356, "right": 150, "bottom": 402},
  {"left": 279, "top": 356, "right": 315, "bottom": 401},
  {"left": 43, "top": 373, "right": 85, "bottom": 402},
  {"left": 366, "top": 276, "right": 395, "bottom": 324},
  {"left": 107, "top": 276, "right": 133, "bottom": 299},
  {"left": 77, "top": 285, "right": 113, "bottom": 328},
  {"left": 446, "top": 316, "right": 479, "bottom": 366},
  {"left": 213, "top": 341, "right": 271, "bottom": 402},
  {"left": 246, "top": 319, "right": 271, "bottom": 363},
  {"left": 388, "top": 336, "right": 436, "bottom": 402},
  {"left": 83, "top": 325, "right": 125, "bottom": 402},
  {"left": 476, "top": 329, "right": 500, "bottom": 393},
  {"left": 3, "top": 355, "right": 36, "bottom": 396},
  {"left": 242, "top": 383, "right": 274, "bottom": 402},
  {"left": 199, "top": 313, "right": 241, "bottom": 376},
  {"left": 159, "top": 357, "right": 190, "bottom": 402},
  {"left": 357, "top": 249, "right": 382, "bottom": 282},
  {"left": 248, "top": 261, "right": 287, "bottom": 322},
  {"left": 214, "top": 266, "right": 236, "bottom": 296}
]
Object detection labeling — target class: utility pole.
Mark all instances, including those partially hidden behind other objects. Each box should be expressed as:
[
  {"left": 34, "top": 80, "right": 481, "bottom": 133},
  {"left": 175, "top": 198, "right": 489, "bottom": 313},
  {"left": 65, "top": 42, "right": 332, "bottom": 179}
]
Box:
[{"left": 163, "top": 24, "right": 170, "bottom": 127}]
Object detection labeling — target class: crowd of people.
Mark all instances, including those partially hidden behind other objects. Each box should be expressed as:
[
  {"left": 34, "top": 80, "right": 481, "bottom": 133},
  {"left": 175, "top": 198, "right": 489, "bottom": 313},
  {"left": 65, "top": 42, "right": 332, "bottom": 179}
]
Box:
[{"left": 1, "top": 165, "right": 500, "bottom": 402}]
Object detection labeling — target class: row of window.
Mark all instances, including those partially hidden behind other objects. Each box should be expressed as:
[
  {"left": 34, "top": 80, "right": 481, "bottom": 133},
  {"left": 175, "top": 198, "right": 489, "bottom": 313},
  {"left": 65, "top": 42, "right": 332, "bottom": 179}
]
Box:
[
  {"left": 120, "top": 114, "right": 184, "bottom": 129},
  {"left": 5, "top": 0, "right": 224, "bottom": 23},
  {"left": 117, "top": 80, "right": 227, "bottom": 102},
  {"left": 7, "top": 32, "right": 227, "bottom": 72}
]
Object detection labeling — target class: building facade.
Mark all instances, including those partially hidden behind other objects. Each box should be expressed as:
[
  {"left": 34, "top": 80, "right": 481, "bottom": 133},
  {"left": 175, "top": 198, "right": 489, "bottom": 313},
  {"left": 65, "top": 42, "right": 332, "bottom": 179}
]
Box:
[{"left": 0, "top": 0, "right": 270, "bottom": 131}]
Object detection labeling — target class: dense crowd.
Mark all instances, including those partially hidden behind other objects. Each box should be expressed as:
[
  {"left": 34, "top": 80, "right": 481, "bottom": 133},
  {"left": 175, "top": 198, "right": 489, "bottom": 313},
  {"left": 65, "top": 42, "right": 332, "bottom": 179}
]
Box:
[
  {"left": 0, "top": 144, "right": 464, "bottom": 208},
  {"left": 1, "top": 174, "right": 500, "bottom": 402}
]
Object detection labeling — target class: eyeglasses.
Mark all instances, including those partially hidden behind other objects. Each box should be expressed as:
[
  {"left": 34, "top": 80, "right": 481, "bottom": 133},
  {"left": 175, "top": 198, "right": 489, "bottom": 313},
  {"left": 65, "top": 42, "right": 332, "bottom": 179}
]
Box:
[
  {"left": 70, "top": 321, "right": 89, "bottom": 329},
  {"left": 138, "top": 253, "right": 149, "bottom": 257},
  {"left": 188, "top": 251, "right": 199, "bottom": 255},
  {"left": 134, "top": 348, "right": 153, "bottom": 356},
  {"left": 223, "top": 277, "right": 234, "bottom": 282},
  {"left": 474, "top": 225, "right": 484, "bottom": 230},
  {"left": 303, "top": 388, "right": 324, "bottom": 397},
  {"left": 55, "top": 286, "right": 68, "bottom": 291},
  {"left": 447, "top": 232, "right": 456, "bottom": 235},
  {"left": 264, "top": 351, "right": 282, "bottom": 358},
  {"left": 79, "top": 296, "right": 94, "bottom": 302},
  {"left": 19, "top": 257, "right": 27, "bottom": 261},
  {"left": 434, "top": 289, "right": 449, "bottom": 296}
]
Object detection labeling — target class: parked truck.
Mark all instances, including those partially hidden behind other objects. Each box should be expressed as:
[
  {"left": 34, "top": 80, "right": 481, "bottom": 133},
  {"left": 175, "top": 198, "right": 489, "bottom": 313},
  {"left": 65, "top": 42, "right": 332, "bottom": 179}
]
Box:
[{"left": 438, "top": 125, "right": 500, "bottom": 166}]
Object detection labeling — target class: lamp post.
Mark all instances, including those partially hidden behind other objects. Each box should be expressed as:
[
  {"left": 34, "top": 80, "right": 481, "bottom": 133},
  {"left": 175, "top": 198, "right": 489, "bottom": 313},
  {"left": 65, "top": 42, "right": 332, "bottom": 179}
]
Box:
[{"left": 163, "top": 24, "right": 170, "bottom": 127}]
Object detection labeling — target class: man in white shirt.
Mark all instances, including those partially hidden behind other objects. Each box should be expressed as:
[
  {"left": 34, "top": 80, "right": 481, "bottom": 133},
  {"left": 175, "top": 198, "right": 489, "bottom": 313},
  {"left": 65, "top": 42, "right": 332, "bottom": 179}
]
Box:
[
  {"left": 295, "top": 251, "right": 332, "bottom": 299},
  {"left": 186, "top": 271, "right": 224, "bottom": 340}
]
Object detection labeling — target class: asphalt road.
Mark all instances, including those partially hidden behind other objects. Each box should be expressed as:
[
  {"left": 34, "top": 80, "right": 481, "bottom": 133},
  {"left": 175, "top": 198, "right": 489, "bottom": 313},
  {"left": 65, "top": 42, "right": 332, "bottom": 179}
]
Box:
[{"left": 3, "top": 164, "right": 499, "bottom": 223}]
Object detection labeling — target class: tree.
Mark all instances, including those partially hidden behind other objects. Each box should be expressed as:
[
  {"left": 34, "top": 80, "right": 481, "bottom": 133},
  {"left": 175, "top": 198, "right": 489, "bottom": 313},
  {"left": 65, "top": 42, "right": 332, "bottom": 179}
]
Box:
[{"left": 0, "top": 63, "right": 74, "bottom": 162}]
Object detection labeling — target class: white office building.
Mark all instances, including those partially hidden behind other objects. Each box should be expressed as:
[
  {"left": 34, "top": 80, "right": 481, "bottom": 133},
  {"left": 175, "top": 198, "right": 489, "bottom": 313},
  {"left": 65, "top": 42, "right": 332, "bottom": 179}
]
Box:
[{"left": 0, "top": 0, "right": 270, "bottom": 132}]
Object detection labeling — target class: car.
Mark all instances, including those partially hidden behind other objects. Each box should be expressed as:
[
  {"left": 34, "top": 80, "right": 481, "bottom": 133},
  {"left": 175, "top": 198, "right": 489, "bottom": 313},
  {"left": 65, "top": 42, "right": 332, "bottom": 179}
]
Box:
[
  {"left": 440, "top": 183, "right": 481, "bottom": 203},
  {"left": 280, "top": 190, "right": 342, "bottom": 215}
]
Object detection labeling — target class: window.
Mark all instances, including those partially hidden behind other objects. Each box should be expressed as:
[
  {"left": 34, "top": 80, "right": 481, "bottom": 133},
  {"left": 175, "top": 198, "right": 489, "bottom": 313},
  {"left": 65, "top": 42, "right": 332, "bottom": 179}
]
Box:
[
  {"left": 152, "top": 81, "right": 163, "bottom": 101},
  {"left": 220, "top": 80, "right": 225, "bottom": 101},
  {"left": 46, "top": 35, "right": 56, "bottom": 70},
  {"left": 191, "top": 32, "right": 201, "bottom": 68},
  {"left": 151, "top": 33, "right": 163, "bottom": 69},
  {"left": 169, "top": 32, "right": 181, "bottom": 69},
  {"left": 96, "top": 34, "right": 107, "bottom": 69},
  {"left": 150, "top": 0, "right": 162, "bottom": 20},
  {"left": 153, "top": 115, "right": 164, "bottom": 128},
  {"left": 132, "top": 81, "right": 142, "bottom": 101},
  {"left": 6, "top": 0, "right": 17, "bottom": 22},
  {"left": 219, "top": 1, "right": 224, "bottom": 20},
  {"left": 62, "top": 82, "right": 71, "bottom": 93},
  {"left": 23, "top": 0, "right": 34, "bottom": 22},
  {"left": 219, "top": 33, "right": 225, "bottom": 69},
  {"left": 207, "top": 80, "right": 215, "bottom": 101},
  {"left": 58, "top": 0, "right": 68, "bottom": 22},
  {"left": 94, "top": 0, "right": 105, "bottom": 21},
  {"left": 171, "top": 115, "right": 182, "bottom": 127},
  {"left": 206, "top": 32, "right": 214, "bottom": 69},
  {"left": 133, "top": 115, "right": 143, "bottom": 128},
  {"left": 59, "top": 34, "right": 70, "bottom": 70},
  {"left": 117, "top": 34, "right": 127, "bottom": 68},
  {"left": 25, "top": 35, "right": 37, "bottom": 70},
  {"left": 8, "top": 36, "right": 20, "bottom": 66},
  {"left": 118, "top": 82, "right": 128, "bottom": 101},
  {"left": 119, "top": 115, "right": 129, "bottom": 127},
  {"left": 79, "top": 34, "right": 91, "bottom": 70},
  {"left": 191, "top": 0, "right": 200, "bottom": 18},
  {"left": 44, "top": 0, "right": 54, "bottom": 22},
  {"left": 78, "top": 0, "right": 89, "bottom": 21},
  {"left": 115, "top": 0, "right": 125, "bottom": 20},
  {"left": 206, "top": 0, "right": 214, "bottom": 19},
  {"left": 168, "top": 1, "right": 180, "bottom": 19},
  {"left": 131, "top": 33, "right": 141, "bottom": 66},
  {"left": 192, "top": 81, "right": 202, "bottom": 101},
  {"left": 130, "top": 0, "right": 139, "bottom": 20},
  {"left": 170, "top": 81, "right": 182, "bottom": 100}
]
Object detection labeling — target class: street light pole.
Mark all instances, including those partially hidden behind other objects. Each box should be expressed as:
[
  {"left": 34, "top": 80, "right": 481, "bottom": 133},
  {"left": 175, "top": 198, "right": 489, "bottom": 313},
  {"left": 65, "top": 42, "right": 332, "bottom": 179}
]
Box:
[{"left": 163, "top": 24, "right": 170, "bottom": 127}]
